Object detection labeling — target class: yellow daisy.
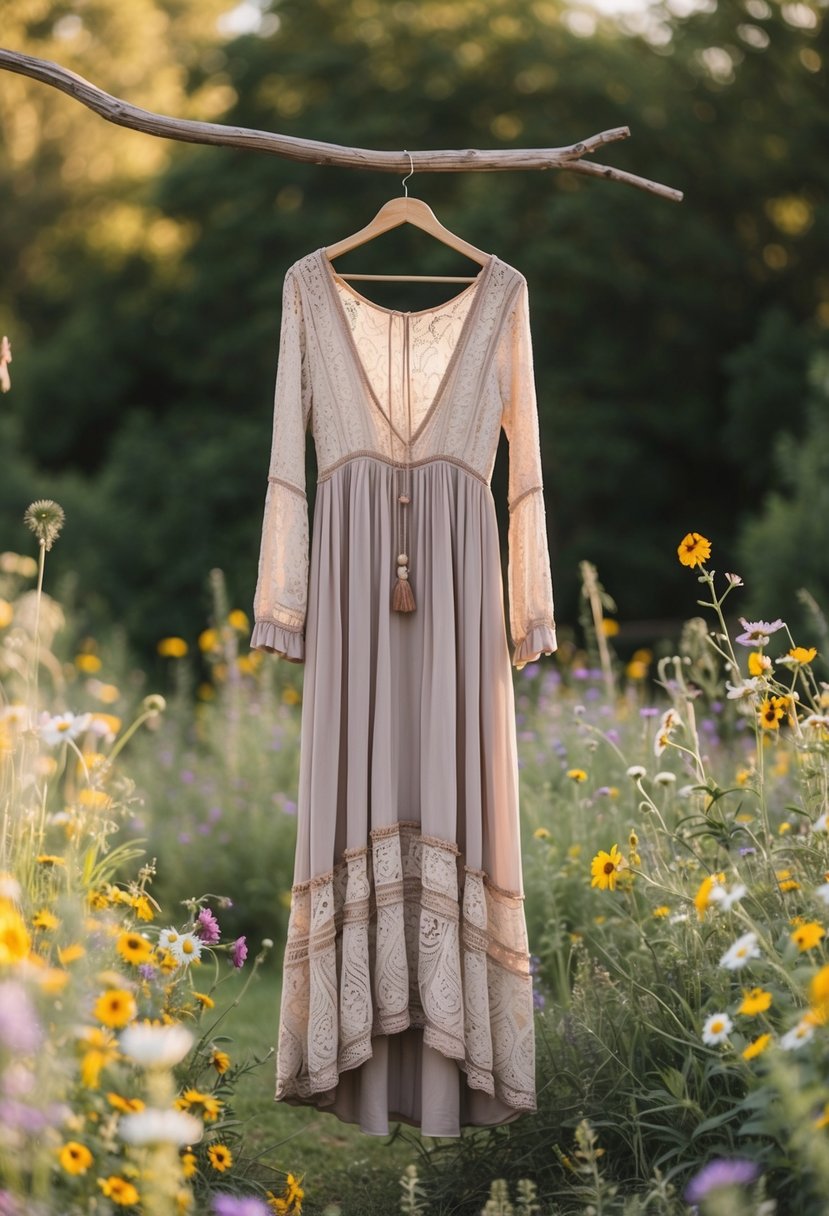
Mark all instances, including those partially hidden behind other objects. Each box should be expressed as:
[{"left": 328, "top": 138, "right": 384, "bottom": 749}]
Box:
[
  {"left": 590, "top": 845, "right": 627, "bottom": 892},
  {"left": 677, "top": 532, "right": 711, "bottom": 568}
]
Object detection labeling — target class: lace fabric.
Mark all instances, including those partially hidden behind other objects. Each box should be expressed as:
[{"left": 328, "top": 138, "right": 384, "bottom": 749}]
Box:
[
  {"left": 251, "top": 247, "right": 557, "bottom": 666},
  {"left": 276, "top": 821, "right": 536, "bottom": 1114}
]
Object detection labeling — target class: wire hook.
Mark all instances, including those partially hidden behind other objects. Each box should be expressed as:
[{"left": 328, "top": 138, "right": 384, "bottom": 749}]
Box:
[{"left": 401, "top": 149, "right": 414, "bottom": 197}]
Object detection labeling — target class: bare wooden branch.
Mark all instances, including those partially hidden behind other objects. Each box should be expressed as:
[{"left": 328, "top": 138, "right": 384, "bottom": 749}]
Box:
[{"left": 0, "top": 48, "right": 684, "bottom": 202}]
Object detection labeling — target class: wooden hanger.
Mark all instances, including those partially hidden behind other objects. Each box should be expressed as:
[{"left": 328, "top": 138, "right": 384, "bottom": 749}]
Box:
[{"left": 323, "top": 152, "right": 491, "bottom": 283}]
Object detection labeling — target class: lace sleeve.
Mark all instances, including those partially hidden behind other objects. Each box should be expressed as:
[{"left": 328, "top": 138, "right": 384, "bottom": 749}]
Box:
[
  {"left": 497, "top": 278, "right": 557, "bottom": 670},
  {"left": 251, "top": 268, "right": 312, "bottom": 662}
]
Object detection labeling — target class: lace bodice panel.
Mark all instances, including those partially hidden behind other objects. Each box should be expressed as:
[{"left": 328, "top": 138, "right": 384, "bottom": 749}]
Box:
[{"left": 251, "top": 248, "right": 557, "bottom": 668}]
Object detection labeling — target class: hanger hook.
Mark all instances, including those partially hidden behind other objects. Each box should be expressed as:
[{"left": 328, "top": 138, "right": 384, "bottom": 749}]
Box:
[{"left": 401, "top": 149, "right": 414, "bottom": 198}]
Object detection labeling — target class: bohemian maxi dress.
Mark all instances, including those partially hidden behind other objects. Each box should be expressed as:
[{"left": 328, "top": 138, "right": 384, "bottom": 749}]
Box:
[{"left": 250, "top": 246, "right": 557, "bottom": 1137}]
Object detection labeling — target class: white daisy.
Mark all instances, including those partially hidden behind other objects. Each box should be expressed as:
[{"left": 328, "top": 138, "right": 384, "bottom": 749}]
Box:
[
  {"left": 119, "top": 1108, "right": 203, "bottom": 1145},
  {"left": 725, "top": 677, "right": 765, "bottom": 701},
  {"left": 801, "top": 714, "right": 829, "bottom": 731},
  {"left": 709, "top": 882, "right": 747, "bottom": 912},
  {"left": 719, "top": 931, "right": 761, "bottom": 970},
  {"left": 780, "top": 1019, "right": 815, "bottom": 1051},
  {"left": 702, "top": 1011, "right": 733, "bottom": 1045},
  {"left": 626, "top": 765, "right": 647, "bottom": 780},
  {"left": 812, "top": 812, "right": 829, "bottom": 834},
  {"left": 157, "top": 928, "right": 182, "bottom": 952},
  {"left": 38, "top": 711, "right": 92, "bottom": 747},
  {"left": 119, "top": 1023, "right": 194, "bottom": 1068},
  {"left": 653, "top": 709, "right": 681, "bottom": 757},
  {"left": 167, "top": 931, "right": 203, "bottom": 965},
  {"left": 654, "top": 771, "right": 677, "bottom": 786}
]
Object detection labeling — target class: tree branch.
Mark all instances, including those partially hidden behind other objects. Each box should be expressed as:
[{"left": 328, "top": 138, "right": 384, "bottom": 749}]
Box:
[{"left": 0, "top": 48, "right": 683, "bottom": 202}]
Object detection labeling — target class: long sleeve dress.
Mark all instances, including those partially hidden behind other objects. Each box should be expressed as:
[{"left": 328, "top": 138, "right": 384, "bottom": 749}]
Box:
[{"left": 251, "top": 246, "right": 557, "bottom": 1138}]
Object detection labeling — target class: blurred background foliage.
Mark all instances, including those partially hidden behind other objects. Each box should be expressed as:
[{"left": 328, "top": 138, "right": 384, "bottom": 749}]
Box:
[{"left": 1, "top": 0, "right": 828, "bottom": 658}]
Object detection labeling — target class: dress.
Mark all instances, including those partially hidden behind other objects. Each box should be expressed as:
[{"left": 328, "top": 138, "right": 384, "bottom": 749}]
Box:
[{"left": 250, "top": 246, "right": 557, "bottom": 1137}]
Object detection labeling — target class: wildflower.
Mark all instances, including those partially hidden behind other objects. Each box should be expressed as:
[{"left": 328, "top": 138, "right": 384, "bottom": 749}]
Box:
[
  {"left": 181, "top": 1150, "right": 198, "bottom": 1178},
  {"left": 38, "top": 711, "right": 93, "bottom": 746},
  {"left": 590, "top": 845, "right": 628, "bottom": 892},
  {"left": 168, "top": 931, "right": 203, "bottom": 965},
  {"left": 158, "top": 637, "right": 189, "bottom": 658},
  {"left": 652, "top": 906, "right": 670, "bottom": 918},
  {"left": 193, "top": 991, "right": 216, "bottom": 1009},
  {"left": 158, "top": 928, "right": 181, "bottom": 951},
  {"left": 683, "top": 1158, "right": 761, "bottom": 1204},
  {"left": 79, "top": 1026, "right": 119, "bottom": 1088},
  {"left": 694, "top": 872, "right": 726, "bottom": 920},
  {"left": 701, "top": 1011, "right": 733, "bottom": 1045},
  {"left": 23, "top": 499, "right": 65, "bottom": 550},
  {"left": 120, "top": 1023, "right": 193, "bottom": 1068},
  {"left": 107, "top": 1093, "right": 145, "bottom": 1114},
  {"left": 779, "top": 821, "right": 792, "bottom": 835},
  {"left": 784, "top": 646, "right": 818, "bottom": 665},
  {"left": 227, "top": 609, "right": 250, "bottom": 631},
  {"left": 0, "top": 902, "right": 32, "bottom": 963},
  {"left": 813, "top": 813, "right": 829, "bottom": 833},
  {"left": 780, "top": 1019, "right": 815, "bottom": 1051},
  {"left": 776, "top": 868, "right": 801, "bottom": 893},
  {"left": 32, "top": 908, "right": 60, "bottom": 931},
  {"left": 199, "top": 628, "right": 220, "bottom": 652},
  {"left": 97, "top": 1176, "right": 141, "bottom": 1206},
  {"left": 58, "top": 1141, "right": 93, "bottom": 1175},
  {"left": 213, "top": 1196, "right": 272, "bottom": 1215},
  {"left": 809, "top": 965, "right": 829, "bottom": 1018},
  {"left": 737, "top": 988, "right": 772, "bottom": 1016},
  {"left": 116, "top": 932, "right": 154, "bottom": 967},
  {"left": 654, "top": 770, "right": 676, "bottom": 785},
  {"left": 719, "top": 931, "right": 761, "bottom": 971},
  {"left": 677, "top": 532, "right": 711, "bottom": 568},
  {"left": 131, "top": 894, "right": 155, "bottom": 922},
  {"left": 93, "top": 989, "right": 137, "bottom": 1029},
  {"left": 654, "top": 708, "right": 681, "bottom": 757},
  {"left": 802, "top": 714, "right": 829, "bottom": 733},
  {"left": 742, "top": 1033, "right": 772, "bottom": 1060},
  {"left": 709, "top": 882, "right": 747, "bottom": 912},
  {"left": 211, "top": 1050, "right": 231, "bottom": 1074},
  {"left": 120, "top": 1108, "right": 204, "bottom": 1146},
  {"left": 735, "top": 617, "right": 785, "bottom": 647},
  {"left": 600, "top": 618, "right": 619, "bottom": 637},
  {"left": 626, "top": 765, "right": 646, "bottom": 780},
  {"left": 791, "top": 922, "right": 825, "bottom": 952},
  {"left": 232, "top": 936, "right": 248, "bottom": 968},
  {"left": 566, "top": 768, "right": 588, "bottom": 782},
  {"left": 196, "top": 908, "right": 221, "bottom": 945},
  {"left": 175, "top": 1088, "right": 223, "bottom": 1122},
  {"left": 208, "top": 1144, "right": 234, "bottom": 1172},
  {"left": 758, "top": 695, "right": 787, "bottom": 730},
  {"left": 747, "top": 651, "right": 771, "bottom": 677},
  {"left": 533, "top": 827, "right": 551, "bottom": 840}
]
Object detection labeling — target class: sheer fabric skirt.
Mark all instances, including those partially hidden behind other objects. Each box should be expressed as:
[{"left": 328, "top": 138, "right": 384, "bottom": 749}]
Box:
[{"left": 275, "top": 455, "right": 536, "bottom": 1136}]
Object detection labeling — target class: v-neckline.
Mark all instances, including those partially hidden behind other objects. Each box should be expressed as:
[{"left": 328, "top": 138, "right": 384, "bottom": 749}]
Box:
[{"left": 318, "top": 246, "right": 497, "bottom": 449}]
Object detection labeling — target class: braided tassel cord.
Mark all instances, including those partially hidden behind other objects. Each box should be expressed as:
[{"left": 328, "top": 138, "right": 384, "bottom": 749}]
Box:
[{"left": 390, "top": 313, "right": 415, "bottom": 612}]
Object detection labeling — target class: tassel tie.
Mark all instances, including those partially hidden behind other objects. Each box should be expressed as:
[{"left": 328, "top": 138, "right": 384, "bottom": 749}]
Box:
[{"left": 389, "top": 311, "right": 416, "bottom": 613}]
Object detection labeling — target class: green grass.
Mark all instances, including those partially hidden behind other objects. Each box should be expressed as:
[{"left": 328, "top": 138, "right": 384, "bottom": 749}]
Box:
[{"left": 215, "top": 956, "right": 419, "bottom": 1215}]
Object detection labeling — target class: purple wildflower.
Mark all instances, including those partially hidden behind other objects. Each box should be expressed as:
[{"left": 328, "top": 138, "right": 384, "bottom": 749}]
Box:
[
  {"left": 137, "top": 963, "right": 156, "bottom": 980},
  {"left": 196, "top": 907, "right": 221, "bottom": 945},
  {"left": 739, "top": 847, "right": 757, "bottom": 857},
  {"left": 0, "top": 984, "right": 42, "bottom": 1053},
  {"left": 232, "top": 936, "right": 248, "bottom": 968},
  {"left": 212, "top": 1196, "right": 271, "bottom": 1216},
  {"left": 684, "top": 1158, "right": 761, "bottom": 1204},
  {"left": 639, "top": 707, "right": 660, "bottom": 718},
  {"left": 735, "top": 618, "right": 785, "bottom": 648},
  {"left": 532, "top": 989, "right": 546, "bottom": 1011}
]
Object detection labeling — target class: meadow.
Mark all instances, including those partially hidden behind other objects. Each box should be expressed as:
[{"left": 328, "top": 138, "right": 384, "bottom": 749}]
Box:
[{"left": 1, "top": 505, "right": 828, "bottom": 1216}]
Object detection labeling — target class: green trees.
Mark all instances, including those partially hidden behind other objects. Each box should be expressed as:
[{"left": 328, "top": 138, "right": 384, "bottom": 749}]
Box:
[{"left": 2, "top": 0, "right": 827, "bottom": 654}]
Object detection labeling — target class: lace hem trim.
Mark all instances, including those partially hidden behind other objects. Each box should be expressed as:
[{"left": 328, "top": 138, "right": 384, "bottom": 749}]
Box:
[
  {"left": 250, "top": 618, "right": 305, "bottom": 662},
  {"left": 513, "top": 621, "right": 557, "bottom": 669},
  {"left": 275, "top": 821, "right": 536, "bottom": 1113}
]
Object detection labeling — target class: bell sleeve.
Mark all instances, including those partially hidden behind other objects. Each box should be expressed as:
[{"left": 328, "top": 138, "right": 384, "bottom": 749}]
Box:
[
  {"left": 497, "top": 276, "right": 558, "bottom": 670},
  {"left": 250, "top": 268, "right": 312, "bottom": 662}
]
